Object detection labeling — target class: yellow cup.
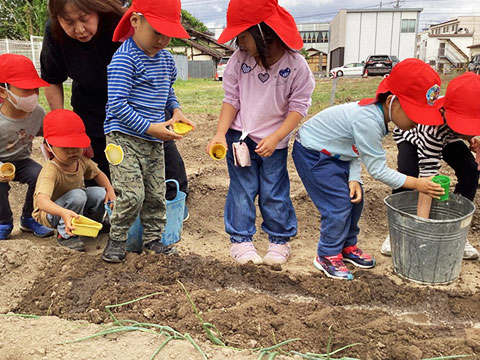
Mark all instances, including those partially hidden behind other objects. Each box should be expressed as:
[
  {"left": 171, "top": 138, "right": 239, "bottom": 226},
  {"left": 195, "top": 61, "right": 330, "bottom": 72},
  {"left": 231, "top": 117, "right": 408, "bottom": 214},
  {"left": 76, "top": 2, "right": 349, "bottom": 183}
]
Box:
[
  {"left": 172, "top": 122, "right": 193, "bottom": 135},
  {"left": 0, "top": 163, "right": 15, "bottom": 181},
  {"left": 105, "top": 144, "right": 124, "bottom": 165},
  {"left": 209, "top": 143, "right": 227, "bottom": 160},
  {"left": 71, "top": 215, "right": 103, "bottom": 237}
]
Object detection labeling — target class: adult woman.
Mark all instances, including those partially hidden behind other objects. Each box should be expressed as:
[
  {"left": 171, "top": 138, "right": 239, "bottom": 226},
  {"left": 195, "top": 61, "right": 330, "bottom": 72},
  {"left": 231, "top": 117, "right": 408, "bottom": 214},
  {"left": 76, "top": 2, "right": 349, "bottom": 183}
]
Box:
[{"left": 40, "top": 0, "right": 189, "bottom": 204}]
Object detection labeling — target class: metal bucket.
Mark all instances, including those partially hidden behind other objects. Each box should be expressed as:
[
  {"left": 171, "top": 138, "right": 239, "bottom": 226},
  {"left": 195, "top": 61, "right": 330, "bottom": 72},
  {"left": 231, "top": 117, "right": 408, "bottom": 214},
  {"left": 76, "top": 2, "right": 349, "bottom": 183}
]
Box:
[{"left": 384, "top": 192, "right": 475, "bottom": 285}]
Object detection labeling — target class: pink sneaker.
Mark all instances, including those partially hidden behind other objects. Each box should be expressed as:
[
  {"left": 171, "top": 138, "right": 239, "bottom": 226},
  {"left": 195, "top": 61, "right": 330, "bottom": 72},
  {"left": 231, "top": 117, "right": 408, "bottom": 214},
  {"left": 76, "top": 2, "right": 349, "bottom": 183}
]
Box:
[
  {"left": 230, "top": 242, "right": 263, "bottom": 264},
  {"left": 263, "top": 243, "right": 291, "bottom": 265}
]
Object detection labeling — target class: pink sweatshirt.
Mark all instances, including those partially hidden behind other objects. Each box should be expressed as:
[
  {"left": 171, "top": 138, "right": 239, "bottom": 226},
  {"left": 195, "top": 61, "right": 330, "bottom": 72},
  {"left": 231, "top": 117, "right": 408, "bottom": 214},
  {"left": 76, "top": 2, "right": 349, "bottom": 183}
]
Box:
[{"left": 222, "top": 49, "right": 315, "bottom": 149}]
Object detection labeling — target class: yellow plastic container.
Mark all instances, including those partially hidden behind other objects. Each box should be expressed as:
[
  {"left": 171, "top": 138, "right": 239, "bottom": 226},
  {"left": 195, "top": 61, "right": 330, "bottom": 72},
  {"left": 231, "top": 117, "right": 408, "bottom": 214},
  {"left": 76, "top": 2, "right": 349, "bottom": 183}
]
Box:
[
  {"left": 0, "top": 162, "right": 15, "bottom": 181},
  {"left": 209, "top": 143, "right": 226, "bottom": 160},
  {"left": 172, "top": 122, "right": 193, "bottom": 135},
  {"left": 105, "top": 144, "right": 124, "bottom": 165},
  {"left": 71, "top": 216, "right": 103, "bottom": 237}
]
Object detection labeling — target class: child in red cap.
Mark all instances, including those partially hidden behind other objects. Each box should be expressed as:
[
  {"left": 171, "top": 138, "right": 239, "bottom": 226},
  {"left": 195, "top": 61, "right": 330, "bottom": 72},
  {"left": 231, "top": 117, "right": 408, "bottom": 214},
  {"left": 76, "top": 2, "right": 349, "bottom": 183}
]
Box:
[
  {"left": 206, "top": 0, "right": 315, "bottom": 266},
  {"left": 0, "top": 54, "right": 55, "bottom": 240},
  {"left": 382, "top": 71, "right": 480, "bottom": 260},
  {"left": 33, "top": 110, "right": 115, "bottom": 251},
  {"left": 292, "top": 58, "right": 445, "bottom": 280},
  {"left": 102, "top": 0, "right": 195, "bottom": 262}
]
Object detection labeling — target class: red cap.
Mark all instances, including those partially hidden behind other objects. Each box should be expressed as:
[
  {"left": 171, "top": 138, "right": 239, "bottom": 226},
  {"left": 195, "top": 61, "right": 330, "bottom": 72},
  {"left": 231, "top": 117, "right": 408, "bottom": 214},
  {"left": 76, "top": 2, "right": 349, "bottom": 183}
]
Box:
[
  {"left": 113, "top": 0, "right": 189, "bottom": 42},
  {"left": 217, "top": 0, "right": 304, "bottom": 50},
  {"left": 359, "top": 58, "right": 443, "bottom": 125},
  {"left": 43, "top": 110, "right": 91, "bottom": 148},
  {"left": 442, "top": 72, "right": 480, "bottom": 135},
  {"left": 0, "top": 54, "right": 50, "bottom": 89}
]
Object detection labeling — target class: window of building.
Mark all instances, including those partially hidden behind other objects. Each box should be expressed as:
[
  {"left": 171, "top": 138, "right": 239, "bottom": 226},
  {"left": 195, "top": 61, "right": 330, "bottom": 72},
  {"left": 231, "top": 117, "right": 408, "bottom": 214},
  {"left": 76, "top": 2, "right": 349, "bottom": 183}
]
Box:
[
  {"left": 300, "top": 31, "right": 329, "bottom": 44},
  {"left": 401, "top": 19, "right": 416, "bottom": 33}
]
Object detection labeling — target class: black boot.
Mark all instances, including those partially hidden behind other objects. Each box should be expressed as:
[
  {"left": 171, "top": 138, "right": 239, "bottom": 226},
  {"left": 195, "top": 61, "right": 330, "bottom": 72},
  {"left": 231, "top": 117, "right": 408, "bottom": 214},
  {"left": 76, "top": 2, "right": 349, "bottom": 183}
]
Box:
[{"left": 102, "top": 238, "right": 126, "bottom": 263}]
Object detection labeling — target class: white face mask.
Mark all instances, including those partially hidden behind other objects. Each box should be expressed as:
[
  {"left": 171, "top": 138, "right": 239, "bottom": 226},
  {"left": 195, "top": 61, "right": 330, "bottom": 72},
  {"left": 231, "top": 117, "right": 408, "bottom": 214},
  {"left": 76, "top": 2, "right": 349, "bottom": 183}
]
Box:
[
  {"left": 5, "top": 86, "right": 38, "bottom": 113},
  {"left": 388, "top": 95, "right": 396, "bottom": 123}
]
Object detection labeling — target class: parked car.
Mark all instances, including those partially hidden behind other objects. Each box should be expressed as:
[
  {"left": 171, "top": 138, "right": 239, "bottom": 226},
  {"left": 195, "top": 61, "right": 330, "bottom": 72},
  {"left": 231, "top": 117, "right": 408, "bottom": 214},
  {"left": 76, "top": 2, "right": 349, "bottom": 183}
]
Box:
[
  {"left": 468, "top": 55, "right": 480, "bottom": 74},
  {"left": 329, "top": 62, "right": 364, "bottom": 77},
  {"left": 216, "top": 57, "right": 230, "bottom": 80},
  {"left": 363, "top": 55, "right": 396, "bottom": 76}
]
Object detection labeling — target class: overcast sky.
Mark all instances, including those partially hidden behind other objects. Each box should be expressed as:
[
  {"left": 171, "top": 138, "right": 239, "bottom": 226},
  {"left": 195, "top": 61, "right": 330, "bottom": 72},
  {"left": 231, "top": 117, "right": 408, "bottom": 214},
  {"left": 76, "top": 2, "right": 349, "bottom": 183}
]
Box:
[{"left": 182, "top": 0, "right": 480, "bottom": 32}]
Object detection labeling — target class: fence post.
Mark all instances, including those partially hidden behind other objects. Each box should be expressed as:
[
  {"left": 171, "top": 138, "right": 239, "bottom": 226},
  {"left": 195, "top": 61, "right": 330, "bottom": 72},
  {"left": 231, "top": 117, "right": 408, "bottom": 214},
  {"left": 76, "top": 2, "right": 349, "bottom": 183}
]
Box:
[
  {"left": 30, "top": 35, "right": 36, "bottom": 66},
  {"left": 5, "top": 38, "right": 9, "bottom": 53},
  {"left": 329, "top": 76, "right": 337, "bottom": 106}
]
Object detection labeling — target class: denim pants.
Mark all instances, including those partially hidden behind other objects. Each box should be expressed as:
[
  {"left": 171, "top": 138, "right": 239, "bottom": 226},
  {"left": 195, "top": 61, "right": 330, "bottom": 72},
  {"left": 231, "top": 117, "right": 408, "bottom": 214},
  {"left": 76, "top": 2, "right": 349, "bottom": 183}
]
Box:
[
  {"left": 0, "top": 158, "right": 42, "bottom": 224},
  {"left": 47, "top": 187, "right": 106, "bottom": 239},
  {"left": 225, "top": 129, "right": 297, "bottom": 244},
  {"left": 292, "top": 140, "right": 363, "bottom": 257}
]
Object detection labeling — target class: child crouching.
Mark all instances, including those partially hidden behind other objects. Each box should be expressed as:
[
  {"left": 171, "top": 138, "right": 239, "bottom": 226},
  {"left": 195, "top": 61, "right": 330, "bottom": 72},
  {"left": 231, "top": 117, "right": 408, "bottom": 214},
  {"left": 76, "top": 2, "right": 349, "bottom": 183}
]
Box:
[{"left": 33, "top": 110, "right": 115, "bottom": 251}]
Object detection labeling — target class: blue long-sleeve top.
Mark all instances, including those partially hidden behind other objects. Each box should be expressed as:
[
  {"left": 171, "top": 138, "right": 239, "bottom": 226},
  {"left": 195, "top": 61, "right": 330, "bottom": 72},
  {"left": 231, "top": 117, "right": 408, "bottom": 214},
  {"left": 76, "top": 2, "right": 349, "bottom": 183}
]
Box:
[
  {"left": 297, "top": 101, "right": 406, "bottom": 189},
  {"left": 104, "top": 37, "right": 180, "bottom": 142}
]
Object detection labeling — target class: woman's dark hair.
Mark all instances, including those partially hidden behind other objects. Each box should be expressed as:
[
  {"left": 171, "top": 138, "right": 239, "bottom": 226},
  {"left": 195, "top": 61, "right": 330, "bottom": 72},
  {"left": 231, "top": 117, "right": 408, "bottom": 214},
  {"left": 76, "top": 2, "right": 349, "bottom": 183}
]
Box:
[
  {"left": 237, "top": 22, "right": 291, "bottom": 71},
  {"left": 49, "top": 0, "right": 125, "bottom": 43},
  {"left": 377, "top": 91, "right": 393, "bottom": 104}
]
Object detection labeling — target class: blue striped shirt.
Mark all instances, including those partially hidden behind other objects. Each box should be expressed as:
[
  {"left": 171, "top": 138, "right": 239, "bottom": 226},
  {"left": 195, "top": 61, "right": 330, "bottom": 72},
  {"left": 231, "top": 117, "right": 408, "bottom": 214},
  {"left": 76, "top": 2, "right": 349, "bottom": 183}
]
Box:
[{"left": 104, "top": 37, "right": 180, "bottom": 142}]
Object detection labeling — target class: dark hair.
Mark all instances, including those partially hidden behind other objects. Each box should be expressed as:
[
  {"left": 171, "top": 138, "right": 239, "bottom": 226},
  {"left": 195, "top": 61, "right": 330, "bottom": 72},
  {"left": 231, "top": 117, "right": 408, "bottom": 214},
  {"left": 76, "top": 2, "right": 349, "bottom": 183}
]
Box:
[
  {"left": 49, "top": 0, "right": 125, "bottom": 43},
  {"left": 377, "top": 91, "right": 393, "bottom": 104},
  {"left": 237, "top": 22, "right": 291, "bottom": 71}
]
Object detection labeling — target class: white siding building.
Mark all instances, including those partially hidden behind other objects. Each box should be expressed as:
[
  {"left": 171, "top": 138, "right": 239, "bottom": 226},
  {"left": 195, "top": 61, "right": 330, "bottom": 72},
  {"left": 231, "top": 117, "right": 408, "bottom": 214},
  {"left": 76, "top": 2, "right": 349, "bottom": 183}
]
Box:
[
  {"left": 329, "top": 8, "right": 422, "bottom": 69},
  {"left": 416, "top": 17, "right": 480, "bottom": 74}
]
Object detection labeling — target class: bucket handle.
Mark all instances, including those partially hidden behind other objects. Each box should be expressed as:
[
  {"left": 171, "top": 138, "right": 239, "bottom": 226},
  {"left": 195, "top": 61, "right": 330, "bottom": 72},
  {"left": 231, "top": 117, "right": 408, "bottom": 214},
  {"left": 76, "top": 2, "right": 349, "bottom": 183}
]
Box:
[
  {"left": 104, "top": 179, "right": 181, "bottom": 215},
  {"left": 166, "top": 179, "right": 181, "bottom": 201}
]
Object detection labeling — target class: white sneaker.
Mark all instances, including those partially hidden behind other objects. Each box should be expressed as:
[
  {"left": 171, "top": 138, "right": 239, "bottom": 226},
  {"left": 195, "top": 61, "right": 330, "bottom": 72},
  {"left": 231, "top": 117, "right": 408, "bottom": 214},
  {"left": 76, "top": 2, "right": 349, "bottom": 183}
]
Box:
[
  {"left": 380, "top": 235, "right": 391, "bottom": 256},
  {"left": 463, "top": 241, "right": 479, "bottom": 260}
]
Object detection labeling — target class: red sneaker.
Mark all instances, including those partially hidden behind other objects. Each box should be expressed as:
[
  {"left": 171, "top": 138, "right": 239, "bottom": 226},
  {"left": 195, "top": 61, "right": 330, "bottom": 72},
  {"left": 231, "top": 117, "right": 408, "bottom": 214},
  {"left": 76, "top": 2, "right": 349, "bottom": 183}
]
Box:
[{"left": 342, "top": 245, "right": 375, "bottom": 268}]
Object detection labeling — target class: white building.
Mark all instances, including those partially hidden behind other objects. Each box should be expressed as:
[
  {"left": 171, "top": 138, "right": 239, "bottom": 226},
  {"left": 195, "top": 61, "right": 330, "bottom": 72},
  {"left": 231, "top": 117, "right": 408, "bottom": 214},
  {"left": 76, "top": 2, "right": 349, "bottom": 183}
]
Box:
[
  {"left": 416, "top": 17, "right": 480, "bottom": 74},
  {"left": 297, "top": 23, "right": 330, "bottom": 54},
  {"left": 329, "top": 8, "right": 422, "bottom": 69}
]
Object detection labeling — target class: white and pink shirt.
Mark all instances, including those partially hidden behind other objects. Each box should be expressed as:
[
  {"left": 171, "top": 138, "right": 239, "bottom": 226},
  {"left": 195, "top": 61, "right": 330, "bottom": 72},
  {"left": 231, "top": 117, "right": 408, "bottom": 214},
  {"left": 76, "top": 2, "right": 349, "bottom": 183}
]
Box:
[{"left": 222, "top": 49, "right": 315, "bottom": 149}]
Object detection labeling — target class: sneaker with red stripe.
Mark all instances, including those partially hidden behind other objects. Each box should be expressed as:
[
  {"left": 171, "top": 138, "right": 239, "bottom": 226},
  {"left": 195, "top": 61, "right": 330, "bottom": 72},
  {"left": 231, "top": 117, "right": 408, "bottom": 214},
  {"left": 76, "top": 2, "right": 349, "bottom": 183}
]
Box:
[
  {"left": 313, "top": 254, "right": 353, "bottom": 280},
  {"left": 342, "top": 245, "right": 375, "bottom": 268}
]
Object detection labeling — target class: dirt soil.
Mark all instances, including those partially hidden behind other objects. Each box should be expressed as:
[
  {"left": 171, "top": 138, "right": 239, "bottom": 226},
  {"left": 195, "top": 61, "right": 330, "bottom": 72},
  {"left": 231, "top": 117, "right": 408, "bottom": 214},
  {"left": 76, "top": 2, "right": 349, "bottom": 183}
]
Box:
[{"left": 1, "top": 110, "right": 480, "bottom": 360}]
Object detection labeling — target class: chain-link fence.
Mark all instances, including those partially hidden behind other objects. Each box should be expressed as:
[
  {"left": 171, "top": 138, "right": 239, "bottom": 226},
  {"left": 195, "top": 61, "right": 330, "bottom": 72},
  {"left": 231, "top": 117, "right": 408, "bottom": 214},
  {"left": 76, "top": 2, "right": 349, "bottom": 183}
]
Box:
[
  {"left": 0, "top": 35, "right": 189, "bottom": 81},
  {"left": 0, "top": 36, "right": 43, "bottom": 73}
]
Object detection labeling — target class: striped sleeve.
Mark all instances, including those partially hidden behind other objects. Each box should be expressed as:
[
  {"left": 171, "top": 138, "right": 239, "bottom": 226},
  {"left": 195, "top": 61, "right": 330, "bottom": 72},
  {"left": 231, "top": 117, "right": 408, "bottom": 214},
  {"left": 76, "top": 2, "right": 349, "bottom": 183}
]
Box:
[
  {"left": 106, "top": 51, "right": 151, "bottom": 134},
  {"left": 165, "top": 64, "right": 180, "bottom": 115},
  {"left": 416, "top": 125, "right": 458, "bottom": 177}
]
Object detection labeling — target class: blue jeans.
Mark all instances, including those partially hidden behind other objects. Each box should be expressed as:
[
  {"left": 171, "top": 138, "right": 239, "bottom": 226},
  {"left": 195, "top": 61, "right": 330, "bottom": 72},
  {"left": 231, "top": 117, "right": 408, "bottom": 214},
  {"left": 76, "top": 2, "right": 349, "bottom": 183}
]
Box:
[
  {"left": 225, "top": 129, "right": 297, "bottom": 244},
  {"left": 292, "top": 140, "right": 363, "bottom": 257},
  {"left": 47, "top": 187, "right": 106, "bottom": 239},
  {"left": 0, "top": 158, "right": 42, "bottom": 224}
]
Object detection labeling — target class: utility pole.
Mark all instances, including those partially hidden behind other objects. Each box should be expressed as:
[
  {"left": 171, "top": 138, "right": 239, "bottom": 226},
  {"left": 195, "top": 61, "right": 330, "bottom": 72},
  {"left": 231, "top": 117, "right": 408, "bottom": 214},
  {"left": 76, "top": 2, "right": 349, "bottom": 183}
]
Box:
[{"left": 380, "top": 1, "right": 382, "bottom": 8}]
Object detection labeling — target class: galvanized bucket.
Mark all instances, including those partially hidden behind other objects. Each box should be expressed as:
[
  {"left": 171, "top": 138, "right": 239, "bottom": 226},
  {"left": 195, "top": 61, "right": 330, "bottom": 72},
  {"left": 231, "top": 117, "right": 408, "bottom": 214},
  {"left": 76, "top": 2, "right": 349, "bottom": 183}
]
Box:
[{"left": 384, "top": 192, "right": 475, "bottom": 285}]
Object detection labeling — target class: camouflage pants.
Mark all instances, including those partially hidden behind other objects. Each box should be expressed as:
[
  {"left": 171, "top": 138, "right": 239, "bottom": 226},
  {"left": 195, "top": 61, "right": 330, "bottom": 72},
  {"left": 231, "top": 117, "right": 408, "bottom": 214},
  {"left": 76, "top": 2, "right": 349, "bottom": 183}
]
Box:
[{"left": 107, "top": 132, "right": 166, "bottom": 243}]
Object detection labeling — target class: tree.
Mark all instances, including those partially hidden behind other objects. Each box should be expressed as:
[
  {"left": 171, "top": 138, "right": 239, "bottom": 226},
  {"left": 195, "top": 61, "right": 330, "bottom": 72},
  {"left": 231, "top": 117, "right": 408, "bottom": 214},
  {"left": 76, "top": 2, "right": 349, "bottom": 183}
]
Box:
[{"left": 0, "top": 0, "right": 49, "bottom": 39}]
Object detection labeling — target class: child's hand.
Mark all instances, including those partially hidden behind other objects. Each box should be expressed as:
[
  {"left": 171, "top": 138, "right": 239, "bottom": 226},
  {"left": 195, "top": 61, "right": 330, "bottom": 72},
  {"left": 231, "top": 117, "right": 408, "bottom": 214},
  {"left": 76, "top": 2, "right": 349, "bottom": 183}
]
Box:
[
  {"left": 172, "top": 109, "right": 196, "bottom": 130},
  {"left": 469, "top": 136, "right": 480, "bottom": 152},
  {"left": 348, "top": 181, "right": 362, "bottom": 203},
  {"left": 0, "top": 174, "right": 10, "bottom": 183},
  {"left": 146, "top": 120, "right": 183, "bottom": 141},
  {"left": 61, "top": 209, "right": 80, "bottom": 236},
  {"left": 104, "top": 189, "right": 116, "bottom": 207},
  {"left": 255, "top": 134, "right": 280, "bottom": 157},
  {"left": 206, "top": 134, "right": 227, "bottom": 156},
  {"left": 469, "top": 137, "right": 480, "bottom": 170},
  {"left": 415, "top": 177, "right": 444, "bottom": 199}
]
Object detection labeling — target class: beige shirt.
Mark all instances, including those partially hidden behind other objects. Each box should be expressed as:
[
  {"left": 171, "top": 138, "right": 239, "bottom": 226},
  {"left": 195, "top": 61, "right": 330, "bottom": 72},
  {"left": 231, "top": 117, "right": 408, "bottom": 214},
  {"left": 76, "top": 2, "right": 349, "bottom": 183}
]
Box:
[{"left": 33, "top": 156, "right": 100, "bottom": 226}]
